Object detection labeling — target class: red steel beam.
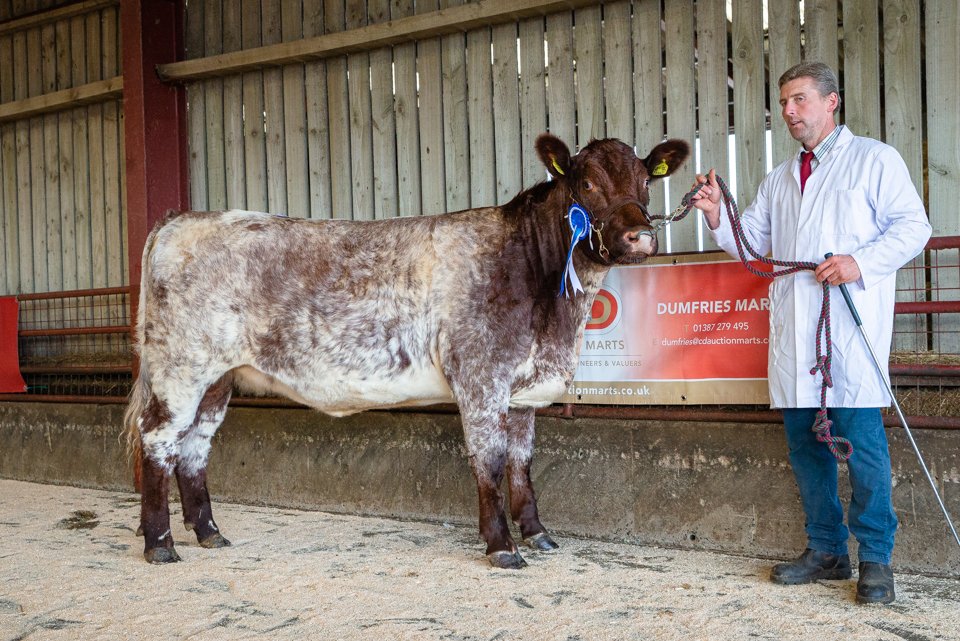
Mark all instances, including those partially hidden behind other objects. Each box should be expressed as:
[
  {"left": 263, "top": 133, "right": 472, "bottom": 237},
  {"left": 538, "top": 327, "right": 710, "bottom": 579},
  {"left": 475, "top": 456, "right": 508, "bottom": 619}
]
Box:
[
  {"left": 926, "top": 236, "right": 960, "bottom": 251},
  {"left": 890, "top": 364, "right": 960, "bottom": 377},
  {"left": 16, "top": 286, "right": 130, "bottom": 301},
  {"left": 895, "top": 301, "right": 960, "bottom": 314},
  {"left": 18, "top": 326, "right": 130, "bottom": 337},
  {"left": 19, "top": 366, "right": 133, "bottom": 375},
  {"left": 120, "top": 0, "right": 188, "bottom": 364}
]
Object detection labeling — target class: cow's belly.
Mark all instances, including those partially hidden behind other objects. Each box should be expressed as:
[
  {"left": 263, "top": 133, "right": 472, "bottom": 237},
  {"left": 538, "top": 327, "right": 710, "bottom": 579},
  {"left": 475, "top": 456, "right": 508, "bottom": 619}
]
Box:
[
  {"left": 234, "top": 365, "right": 455, "bottom": 417},
  {"left": 508, "top": 345, "right": 576, "bottom": 408},
  {"left": 509, "top": 376, "right": 567, "bottom": 408}
]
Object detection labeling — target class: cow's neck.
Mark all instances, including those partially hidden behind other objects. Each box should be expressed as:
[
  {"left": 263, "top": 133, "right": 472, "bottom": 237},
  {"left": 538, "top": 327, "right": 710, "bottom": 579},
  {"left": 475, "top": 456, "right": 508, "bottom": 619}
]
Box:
[{"left": 509, "top": 182, "right": 612, "bottom": 305}]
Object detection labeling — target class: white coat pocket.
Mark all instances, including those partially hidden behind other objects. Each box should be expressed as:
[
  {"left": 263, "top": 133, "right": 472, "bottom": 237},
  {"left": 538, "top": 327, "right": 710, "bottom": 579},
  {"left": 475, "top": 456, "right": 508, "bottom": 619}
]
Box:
[{"left": 824, "top": 189, "right": 873, "bottom": 241}]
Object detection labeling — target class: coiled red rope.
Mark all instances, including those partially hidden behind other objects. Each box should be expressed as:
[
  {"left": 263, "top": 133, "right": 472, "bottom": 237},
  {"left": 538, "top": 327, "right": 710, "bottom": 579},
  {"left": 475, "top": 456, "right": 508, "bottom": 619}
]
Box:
[{"left": 659, "top": 177, "right": 853, "bottom": 461}]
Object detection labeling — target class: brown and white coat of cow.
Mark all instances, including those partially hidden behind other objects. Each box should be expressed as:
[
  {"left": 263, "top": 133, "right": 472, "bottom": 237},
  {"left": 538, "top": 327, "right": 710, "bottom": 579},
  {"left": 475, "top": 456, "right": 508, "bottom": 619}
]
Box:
[{"left": 124, "top": 134, "right": 690, "bottom": 567}]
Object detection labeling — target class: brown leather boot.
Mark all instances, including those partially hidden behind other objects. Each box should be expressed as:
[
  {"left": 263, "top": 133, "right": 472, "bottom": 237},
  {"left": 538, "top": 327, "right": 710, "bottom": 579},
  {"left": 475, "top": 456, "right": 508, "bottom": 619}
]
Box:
[{"left": 771, "top": 548, "right": 852, "bottom": 585}]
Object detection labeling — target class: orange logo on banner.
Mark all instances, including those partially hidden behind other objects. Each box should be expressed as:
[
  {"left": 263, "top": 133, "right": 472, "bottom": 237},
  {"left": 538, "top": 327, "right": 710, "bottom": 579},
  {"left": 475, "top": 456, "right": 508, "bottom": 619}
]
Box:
[{"left": 586, "top": 289, "right": 619, "bottom": 330}]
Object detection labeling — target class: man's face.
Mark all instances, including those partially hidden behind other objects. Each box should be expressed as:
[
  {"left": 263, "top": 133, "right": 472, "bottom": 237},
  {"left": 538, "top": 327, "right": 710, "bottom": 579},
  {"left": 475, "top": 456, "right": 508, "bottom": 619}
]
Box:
[{"left": 779, "top": 77, "right": 838, "bottom": 149}]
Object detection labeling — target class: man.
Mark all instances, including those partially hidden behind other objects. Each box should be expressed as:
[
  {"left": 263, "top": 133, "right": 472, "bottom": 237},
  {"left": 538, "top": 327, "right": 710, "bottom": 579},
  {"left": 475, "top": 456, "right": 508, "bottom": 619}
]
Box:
[{"left": 690, "top": 62, "right": 932, "bottom": 604}]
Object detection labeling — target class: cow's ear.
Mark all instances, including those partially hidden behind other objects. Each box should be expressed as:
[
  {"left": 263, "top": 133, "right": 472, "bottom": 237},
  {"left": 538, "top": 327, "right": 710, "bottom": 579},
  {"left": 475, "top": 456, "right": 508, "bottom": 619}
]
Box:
[
  {"left": 643, "top": 139, "right": 691, "bottom": 181},
  {"left": 536, "top": 133, "right": 572, "bottom": 180}
]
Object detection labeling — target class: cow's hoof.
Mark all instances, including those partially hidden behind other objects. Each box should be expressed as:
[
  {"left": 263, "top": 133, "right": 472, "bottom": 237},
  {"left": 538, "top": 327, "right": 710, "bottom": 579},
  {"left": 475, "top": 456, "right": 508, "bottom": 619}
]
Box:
[
  {"left": 198, "top": 532, "right": 232, "bottom": 549},
  {"left": 524, "top": 532, "right": 559, "bottom": 551},
  {"left": 487, "top": 550, "right": 528, "bottom": 569},
  {"left": 144, "top": 546, "right": 182, "bottom": 564}
]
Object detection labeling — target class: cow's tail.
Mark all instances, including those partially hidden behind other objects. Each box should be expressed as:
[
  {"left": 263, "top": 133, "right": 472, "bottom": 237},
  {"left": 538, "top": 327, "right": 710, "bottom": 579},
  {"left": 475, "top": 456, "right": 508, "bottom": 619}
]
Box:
[
  {"left": 123, "top": 352, "right": 150, "bottom": 493},
  {"left": 123, "top": 219, "right": 166, "bottom": 493}
]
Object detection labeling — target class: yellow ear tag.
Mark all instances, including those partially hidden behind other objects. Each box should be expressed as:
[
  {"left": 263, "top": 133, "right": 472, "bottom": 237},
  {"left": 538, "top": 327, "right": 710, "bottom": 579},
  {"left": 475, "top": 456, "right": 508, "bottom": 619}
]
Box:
[
  {"left": 551, "top": 158, "right": 565, "bottom": 175},
  {"left": 652, "top": 159, "right": 669, "bottom": 176}
]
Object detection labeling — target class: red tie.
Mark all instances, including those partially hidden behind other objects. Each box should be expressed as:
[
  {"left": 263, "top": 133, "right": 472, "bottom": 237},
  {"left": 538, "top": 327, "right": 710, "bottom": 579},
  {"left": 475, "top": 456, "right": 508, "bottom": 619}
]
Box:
[{"left": 799, "top": 150, "right": 814, "bottom": 193}]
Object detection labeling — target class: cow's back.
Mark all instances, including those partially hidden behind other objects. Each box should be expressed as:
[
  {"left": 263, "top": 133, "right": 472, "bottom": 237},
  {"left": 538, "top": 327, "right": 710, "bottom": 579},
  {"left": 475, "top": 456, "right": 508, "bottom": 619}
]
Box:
[{"left": 141, "top": 209, "right": 512, "bottom": 415}]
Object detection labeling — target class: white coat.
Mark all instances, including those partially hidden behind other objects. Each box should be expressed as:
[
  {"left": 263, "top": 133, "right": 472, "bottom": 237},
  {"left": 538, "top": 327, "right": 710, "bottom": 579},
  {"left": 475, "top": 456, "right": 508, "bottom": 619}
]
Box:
[{"left": 710, "top": 127, "right": 932, "bottom": 408}]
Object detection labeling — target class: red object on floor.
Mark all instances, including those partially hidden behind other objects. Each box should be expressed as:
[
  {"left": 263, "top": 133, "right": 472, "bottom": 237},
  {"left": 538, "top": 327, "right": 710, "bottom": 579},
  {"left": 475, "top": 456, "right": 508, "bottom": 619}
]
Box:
[{"left": 0, "top": 297, "right": 26, "bottom": 393}]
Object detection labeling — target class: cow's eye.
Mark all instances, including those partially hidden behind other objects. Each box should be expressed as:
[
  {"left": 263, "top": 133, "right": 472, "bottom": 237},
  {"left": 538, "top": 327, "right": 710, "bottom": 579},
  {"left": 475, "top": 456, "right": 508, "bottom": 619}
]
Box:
[
  {"left": 643, "top": 178, "right": 650, "bottom": 189},
  {"left": 583, "top": 179, "right": 594, "bottom": 191}
]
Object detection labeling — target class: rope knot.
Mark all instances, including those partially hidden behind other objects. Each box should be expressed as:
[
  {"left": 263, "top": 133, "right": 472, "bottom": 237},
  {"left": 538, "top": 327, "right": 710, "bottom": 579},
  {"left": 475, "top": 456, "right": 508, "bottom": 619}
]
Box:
[
  {"left": 811, "top": 409, "right": 853, "bottom": 461},
  {"left": 810, "top": 356, "right": 833, "bottom": 387}
]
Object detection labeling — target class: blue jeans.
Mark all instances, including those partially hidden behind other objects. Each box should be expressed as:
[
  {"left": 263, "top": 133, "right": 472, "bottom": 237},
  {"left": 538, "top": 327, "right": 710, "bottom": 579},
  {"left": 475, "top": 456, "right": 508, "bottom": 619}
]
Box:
[{"left": 782, "top": 408, "right": 897, "bottom": 565}]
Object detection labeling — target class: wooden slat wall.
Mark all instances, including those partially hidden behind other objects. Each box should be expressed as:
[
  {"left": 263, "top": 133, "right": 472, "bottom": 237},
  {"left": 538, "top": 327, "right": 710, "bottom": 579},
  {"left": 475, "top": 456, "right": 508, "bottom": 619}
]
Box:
[
  {"left": 177, "top": 0, "right": 946, "bottom": 226},
  {"left": 369, "top": 0, "right": 396, "bottom": 218},
  {"left": 1, "top": 0, "right": 957, "bottom": 356},
  {"left": 732, "top": 0, "right": 766, "bottom": 208},
  {"left": 632, "top": 0, "right": 664, "bottom": 236},
  {"left": 695, "top": 0, "right": 729, "bottom": 252},
  {"left": 0, "top": 17, "right": 17, "bottom": 294},
  {"left": 663, "top": 0, "right": 696, "bottom": 252},
  {"left": 442, "top": 0, "right": 470, "bottom": 212},
  {"left": 418, "top": 0, "right": 446, "bottom": 216},
  {"left": 263, "top": 1, "right": 288, "bottom": 215},
  {"left": 767, "top": 0, "right": 801, "bottom": 166},
  {"left": 884, "top": 0, "right": 926, "bottom": 353},
  {"left": 345, "top": 0, "right": 371, "bottom": 219},
  {"left": 466, "top": 21, "right": 494, "bottom": 208},
  {"left": 394, "top": 0, "right": 421, "bottom": 216},
  {"left": 0, "top": 1, "right": 123, "bottom": 296},
  {"left": 925, "top": 0, "right": 960, "bottom": 353},
  {"left": 492, "top": 20, "right": 520, "bottom": 204},
  {"left": 544, "top": 13, "right": 573, "bottom": 146}
]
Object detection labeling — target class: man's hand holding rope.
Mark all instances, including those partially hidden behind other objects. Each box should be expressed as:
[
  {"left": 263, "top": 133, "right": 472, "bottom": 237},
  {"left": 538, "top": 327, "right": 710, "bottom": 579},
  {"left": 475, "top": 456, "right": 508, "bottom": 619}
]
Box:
[
  {"left": 690, "top": 169, "right": 863, "bottom": 287},
  {"left": 690, "top": 169, "right": 723, "bottom": 230}
]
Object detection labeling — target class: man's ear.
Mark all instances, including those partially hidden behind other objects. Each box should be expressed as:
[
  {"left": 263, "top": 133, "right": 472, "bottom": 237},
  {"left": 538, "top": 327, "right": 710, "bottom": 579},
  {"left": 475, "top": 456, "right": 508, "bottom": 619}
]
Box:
[
  {"left": 536, "top": 133, "right": 572, "bottom": 179},
  {"left": 642, "top": 139, "right": 691, "bottom": 180},
  {"left": 826, "top": 91, "right": 840, "bottom": 115}
]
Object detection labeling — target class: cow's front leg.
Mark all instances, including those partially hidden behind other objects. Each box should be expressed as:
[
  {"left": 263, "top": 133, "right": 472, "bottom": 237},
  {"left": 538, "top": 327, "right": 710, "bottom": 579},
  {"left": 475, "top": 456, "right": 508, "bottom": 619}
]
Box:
[
  {"left": 463, "top": 409, "right": 526, "bottom": 569},
  {"left": 506, "top": 408, "right": 558, "bottom": 551}
]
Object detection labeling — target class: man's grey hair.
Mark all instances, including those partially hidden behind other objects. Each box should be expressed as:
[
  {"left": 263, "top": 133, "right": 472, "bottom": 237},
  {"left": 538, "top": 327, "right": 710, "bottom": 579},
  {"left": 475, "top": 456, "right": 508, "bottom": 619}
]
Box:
[{"left": 778, "top": 62, "right": 842, "bottom": 109}]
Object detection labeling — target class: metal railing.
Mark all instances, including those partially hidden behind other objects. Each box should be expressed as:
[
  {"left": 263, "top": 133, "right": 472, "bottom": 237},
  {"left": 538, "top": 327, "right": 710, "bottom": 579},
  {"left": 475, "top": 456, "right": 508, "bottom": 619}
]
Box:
[{"left": 6, "top": 287, "right": 133, "bottom": 401}]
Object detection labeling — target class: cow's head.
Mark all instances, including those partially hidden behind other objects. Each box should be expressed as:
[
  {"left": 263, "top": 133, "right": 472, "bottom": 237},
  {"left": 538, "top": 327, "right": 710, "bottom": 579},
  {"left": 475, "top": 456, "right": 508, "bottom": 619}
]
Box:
[{"left": 536, "top": 134, "right": 690, "bottom": 264}]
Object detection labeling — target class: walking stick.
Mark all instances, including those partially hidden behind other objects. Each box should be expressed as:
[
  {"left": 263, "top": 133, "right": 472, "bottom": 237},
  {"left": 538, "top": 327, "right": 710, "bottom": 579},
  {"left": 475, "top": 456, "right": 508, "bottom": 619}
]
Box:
[{"left": 825, "top": 253, "right": 960, "bottom": 549}]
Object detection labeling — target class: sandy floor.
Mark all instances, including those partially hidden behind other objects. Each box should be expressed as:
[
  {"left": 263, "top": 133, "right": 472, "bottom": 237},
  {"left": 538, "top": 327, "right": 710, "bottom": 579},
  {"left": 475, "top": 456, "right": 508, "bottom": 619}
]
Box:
[{"left": 0, "top": 479, "right": 958, "bottom": 641}]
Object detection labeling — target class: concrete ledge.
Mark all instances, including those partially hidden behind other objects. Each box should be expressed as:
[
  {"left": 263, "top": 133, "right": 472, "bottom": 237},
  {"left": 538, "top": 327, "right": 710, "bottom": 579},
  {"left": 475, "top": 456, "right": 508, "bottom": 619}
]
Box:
[{"left": 1, "top": 402, "right": 957, "bottom": 576}]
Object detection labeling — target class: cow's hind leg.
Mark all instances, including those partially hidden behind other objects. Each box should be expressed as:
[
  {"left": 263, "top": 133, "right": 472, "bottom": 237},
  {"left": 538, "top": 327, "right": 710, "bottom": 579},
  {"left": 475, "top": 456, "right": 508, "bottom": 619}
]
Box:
[
  {"left": 138, "top": 392, "right": 202, "bottom": 564},
  {"left": 175, "top": 373, "right": 234, "bottom": 549},
  {"left": 463, "top": 409, "right": 527, "bottom": 569},
  {"left": 506, "top": 408, "right": 558, "bottom": 551}
]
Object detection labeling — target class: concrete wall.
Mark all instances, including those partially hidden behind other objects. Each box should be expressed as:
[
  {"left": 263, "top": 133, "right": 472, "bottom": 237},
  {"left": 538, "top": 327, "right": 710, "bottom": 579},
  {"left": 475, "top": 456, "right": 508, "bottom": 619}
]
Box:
[{"left": 1, "top": 402, "right": 957, "bottom": 576}]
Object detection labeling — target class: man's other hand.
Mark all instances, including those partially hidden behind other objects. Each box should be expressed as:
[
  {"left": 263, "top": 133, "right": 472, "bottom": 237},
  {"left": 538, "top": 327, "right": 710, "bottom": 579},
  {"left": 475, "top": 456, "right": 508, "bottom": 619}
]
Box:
[{"left": 815, "top": 254, "right": 862, "bottom": 285}]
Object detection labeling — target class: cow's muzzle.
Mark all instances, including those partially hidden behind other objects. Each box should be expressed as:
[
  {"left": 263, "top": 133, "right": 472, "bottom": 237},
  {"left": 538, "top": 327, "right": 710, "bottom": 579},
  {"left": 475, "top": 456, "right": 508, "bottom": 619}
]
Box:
[
  {"left": 623, "top": 227, "right": 658, "bottom": 257},
  {"left": 590, "top": 198, "right": 657, "bottom": 257}
]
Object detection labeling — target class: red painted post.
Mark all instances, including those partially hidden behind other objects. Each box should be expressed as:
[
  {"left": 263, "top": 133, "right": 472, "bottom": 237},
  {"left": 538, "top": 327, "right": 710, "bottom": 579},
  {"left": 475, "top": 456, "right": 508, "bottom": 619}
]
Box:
[{"left": 120, "top": 0, "right": 188, "bottom": 371}]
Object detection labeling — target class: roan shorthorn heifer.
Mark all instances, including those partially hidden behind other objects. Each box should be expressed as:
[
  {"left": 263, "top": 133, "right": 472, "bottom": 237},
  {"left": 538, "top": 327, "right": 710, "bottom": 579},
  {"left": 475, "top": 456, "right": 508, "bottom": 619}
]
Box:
[{"left": 124, "top": 133, "right": 690, "bottom": 568}]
